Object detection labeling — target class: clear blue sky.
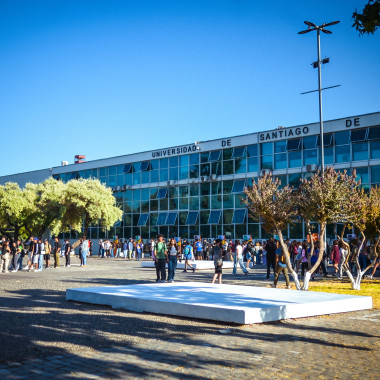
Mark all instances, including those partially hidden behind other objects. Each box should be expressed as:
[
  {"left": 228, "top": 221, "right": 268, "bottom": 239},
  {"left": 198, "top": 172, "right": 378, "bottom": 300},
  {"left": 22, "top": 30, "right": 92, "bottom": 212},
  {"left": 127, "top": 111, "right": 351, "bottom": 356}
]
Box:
[{"left": 0, "top": 0, "right": 379, "bottom": 176}]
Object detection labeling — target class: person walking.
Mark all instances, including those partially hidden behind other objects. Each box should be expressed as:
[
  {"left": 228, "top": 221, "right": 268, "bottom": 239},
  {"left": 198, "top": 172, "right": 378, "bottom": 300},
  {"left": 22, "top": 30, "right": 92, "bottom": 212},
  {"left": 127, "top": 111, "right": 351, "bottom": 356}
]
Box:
[
  {"left": 154, "top": 234, "right": 167, "bottom": 282},
  {"left": 122, "top": 240, "right": 128, "bottom": 259},
  {"left": 1, "top": 240, "right": 10, "bottom": 273},
  {"left": 24, "top": 236, "right": 34, "bottom": 271},
  {"left": 182, "top": 240, "right": 195, "bottom": 273},
  {"left": 265, "top": 238, "right": 277, "bottom": 280},
  {"left": 167, "top": 238, "right": 180, "bottom": 283},
  {"left": 233, "top": 240, "right": 249, "bottom": 276},
  {"left": 52, "top": 237, "right": 61, "bottom": 268},
  {"left": 212, "top": 239, "right": 223, "bottom": 284}
]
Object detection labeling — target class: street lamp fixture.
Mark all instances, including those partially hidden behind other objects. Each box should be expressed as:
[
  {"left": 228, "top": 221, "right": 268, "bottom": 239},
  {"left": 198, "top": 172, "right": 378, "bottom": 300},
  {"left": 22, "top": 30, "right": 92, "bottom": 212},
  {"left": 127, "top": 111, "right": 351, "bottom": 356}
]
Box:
[{"left": 298, "top": 20, "right": 340, "bottom": 175}]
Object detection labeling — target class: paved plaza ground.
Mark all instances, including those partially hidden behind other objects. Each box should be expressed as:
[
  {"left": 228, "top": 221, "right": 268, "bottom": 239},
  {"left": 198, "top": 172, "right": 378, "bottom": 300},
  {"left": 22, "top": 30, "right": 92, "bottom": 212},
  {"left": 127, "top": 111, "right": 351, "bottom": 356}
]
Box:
[{"left": 0, "top": 256, "right": 379, "bottom": 379}]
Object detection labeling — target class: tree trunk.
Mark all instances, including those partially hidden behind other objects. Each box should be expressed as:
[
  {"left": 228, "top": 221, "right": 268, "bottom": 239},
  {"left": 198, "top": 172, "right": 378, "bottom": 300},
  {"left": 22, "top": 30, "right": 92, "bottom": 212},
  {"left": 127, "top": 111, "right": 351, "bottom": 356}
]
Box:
[{"left": 277, "top": 229, "right": 301, "bottom": 290}]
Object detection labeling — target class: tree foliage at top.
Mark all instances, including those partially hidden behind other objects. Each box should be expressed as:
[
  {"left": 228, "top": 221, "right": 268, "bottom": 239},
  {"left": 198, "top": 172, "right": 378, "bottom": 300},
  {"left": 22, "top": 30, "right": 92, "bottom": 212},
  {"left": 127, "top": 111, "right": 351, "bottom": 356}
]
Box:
[{"left": 352, "top": 0, "right": 380, "bottom": 35}]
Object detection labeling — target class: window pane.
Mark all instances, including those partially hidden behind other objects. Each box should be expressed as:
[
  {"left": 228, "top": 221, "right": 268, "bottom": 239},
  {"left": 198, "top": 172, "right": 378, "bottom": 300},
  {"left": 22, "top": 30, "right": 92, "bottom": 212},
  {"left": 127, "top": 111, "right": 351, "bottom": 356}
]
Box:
[
  {"left": 186, "top": 211, "right": 199, "bottom": 225},
  {"left": 223, "top": 209, "right": 234, "bottom": 224},
  {"left": 223, "top": 180, "right": 233, "bottom": 194},
  {"left": 316, "top": 134, "right": 333, "bottom": 147},
  {"left": 179, "top": 197, "right": 188, "bottom": 209},
  {"left": 335, "top": 145, "right": 350, "bottom": 163},
  {"left": 261, "top": 155, "right": 273, "bottom": 170},
  {"left": 157, "top": 213, "right": 168, "bottom": 225},
  {"left": 189, "top": 197, "right": 199, "bottom": 210},
  {"left": 288, "top": 173, "right": 302, "bottom": 188},
  {"left": 189, "top": 164, "right": 199, "bottom": 178},
  {"left": 223, "top": 160, "right": 234, "bottom": 175},
  {"left": 211, "top": 195, "right": 222, "bottom": 209},
  {"left": 137, "top": 214, "right": 149, "bottom": 226},
  {"left": 179, "top": 212, "right": 188, "bottom": 225},
  {"left": 274, "top": 140, "right": 287, "bottom": 153},
  {"left": 209, "top": 150, "right": 221, "bottom": 161},
  {"left": 247, "top": 157, "right": 258, "bottom": 172},
  {"left": 371, "top": 166, "right": 380, "bottom": 184},
  {"left": 179, "top": 166, "right": 189, "bottom": 179},
  {"left": 201, "top": 163, "right": 210, "bottom": 176},
  {"left": 303, "top": 136, "right": 317, "bottom": 149},
  {"left": 200, "top": 182, "right": 210, "bottom": 195},
  {"left": 352, "top": 143, "right": 368, "bottom": 161},
  {"left": 287, "top": 138, "right": 301, "bottom": 151},
  {"left": 211, "top": 181, "right": 221, "bottom": 195},
  {"left": 247, "top": 144, "right": 257, "bottom": 157},
  {"left": 324, "top": 147, "right": 334, "bottom": 165},
  {"left": 190, "top": 184, "right": 199, "bottom": 196},
  {"left": 169, "top": 156, "right": 179, "bottom": 167},
  {"left": 169, "top": 167, "right": 179, "bottom": 180},
  {"left": 157, "top": 188, "right": 168, "bottom": 199},
  {"left": 288, "top": 151, "right": 302, "bottom": 168},
  {"left": 109, "top": 166, "right": 117, "bottom": 175},
  {"left": 234, "top": 158, "right": 246, "bottom": 174},
  {"left": 354, "top": 167, "right": 369, "bottom": 184},
  {"left": 189, "top": 153, "right": 199, "bottom": 165},
  {"left": 200, "top": 196, "right": 210, "bottom": 209},
  {"left": 166, "top": 212, "right": 178, "bottom": 225},
  {"left": 223, "top": 148, "right": 233, "bottom": 160},
  {"left": 160, "top": 158, "right": 168, "bottom": 169},
  {"left": 335, "top": 131, "right": 350, "bottom": 145},
  {"left": 223, "top": 194, "right": 234, "bottom": 208},
  {"left": 371, "top": 140, "right": 380, "bottom": 159},
  {"left": 232, "top": 180, "right": 245, "bottom": 193},
  {"left": 304, "top": 149, "right": 318, "bottom": 165},
  {"left": 232, "top": 146, "right": 246, "bottom": 158},
  {"left": 261, "top": 142, "right": 272, "bottom": 155},
  {"left": 211, "top": 162, "right": 222, "bottom": 175},
  {"left": 368, "top": 126, "right": 380, "bottom": 140},
  {"left": 200, "top": 152, "right": 209, "bottom": 163},
  {"left": 160, "top": 169, "right": 168, "bottom": 182},
  {"left": 151, "top": 159, "right": 159, "bottom": 170},
  {"left": 274, "top": 153, "right": 287, "bottom": 169},
  {"left": 208, "top": 210, "right": 221, "bottom": 224},
  {"left": 232, "top": 209, "right": 247, "bottom": 224},
  {"left": 351, "top": 129, "right": 368, "bottom": 142},
  {"left": 99, "top": 167, "right": 107, "bottom": 176},
  {"left": 180, "top": 155, "right": 189, "bottom": 166},
  {"left": 150, "top": 170, "right": 159, "bottom": 182}
]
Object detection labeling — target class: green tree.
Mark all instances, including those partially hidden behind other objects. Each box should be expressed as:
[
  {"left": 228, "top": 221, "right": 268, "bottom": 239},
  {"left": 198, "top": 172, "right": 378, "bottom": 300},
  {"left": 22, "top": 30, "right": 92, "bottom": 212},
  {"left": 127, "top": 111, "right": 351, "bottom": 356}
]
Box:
[
  {"left": 60, "top": 178, "right": 122, "bottom": 242},
  {"left": 352, "top": 0, "right": 380, "bottom": 35},
  {"left": 244, "top": 173, "right": 301, "bottom": 289}
]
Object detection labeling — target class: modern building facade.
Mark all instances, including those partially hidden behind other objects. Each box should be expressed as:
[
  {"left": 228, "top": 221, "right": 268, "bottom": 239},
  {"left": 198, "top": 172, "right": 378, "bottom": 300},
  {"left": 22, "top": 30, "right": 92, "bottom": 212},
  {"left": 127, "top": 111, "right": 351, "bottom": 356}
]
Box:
[{"left": 1, "top": 111, "right": 380, "bottom": 241}]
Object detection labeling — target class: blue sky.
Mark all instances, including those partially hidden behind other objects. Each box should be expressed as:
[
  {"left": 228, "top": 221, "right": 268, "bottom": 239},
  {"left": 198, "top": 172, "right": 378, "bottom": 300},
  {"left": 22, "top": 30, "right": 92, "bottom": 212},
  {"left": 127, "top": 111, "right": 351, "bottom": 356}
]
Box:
[{"left": 0, "top": 0, "right": 379, "bottom": 176}]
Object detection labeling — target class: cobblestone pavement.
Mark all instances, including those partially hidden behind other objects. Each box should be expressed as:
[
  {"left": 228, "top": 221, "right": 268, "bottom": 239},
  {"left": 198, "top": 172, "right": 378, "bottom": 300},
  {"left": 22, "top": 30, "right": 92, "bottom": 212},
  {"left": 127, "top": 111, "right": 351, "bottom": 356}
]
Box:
[{"left": 0, "top": 256, "right": 379, "bottom": 379}]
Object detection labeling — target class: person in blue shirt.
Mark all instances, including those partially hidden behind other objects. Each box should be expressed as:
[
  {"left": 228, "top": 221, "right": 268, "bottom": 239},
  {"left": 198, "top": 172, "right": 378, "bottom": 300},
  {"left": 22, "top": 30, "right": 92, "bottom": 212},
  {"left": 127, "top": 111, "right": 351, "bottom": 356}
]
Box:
[
  {"left": 272, "top": 242, "right": 290, "bottom": 289},
  {"left": 182, "top": 240, "right": 195, "bottom": 273},
  {"left": 195, "top": 239, "right": 203, "bottom": 260}
]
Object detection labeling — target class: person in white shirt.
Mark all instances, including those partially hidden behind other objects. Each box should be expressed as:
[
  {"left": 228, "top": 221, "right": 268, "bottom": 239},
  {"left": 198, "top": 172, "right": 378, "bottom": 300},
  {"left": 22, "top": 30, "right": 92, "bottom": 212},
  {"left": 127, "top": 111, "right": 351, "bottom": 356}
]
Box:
[
  {"left": 232, "top": 240, "right": 249, "bottom": 276},
  {"left": 80, "top": 236, "right": 89, "bottom": 267}
]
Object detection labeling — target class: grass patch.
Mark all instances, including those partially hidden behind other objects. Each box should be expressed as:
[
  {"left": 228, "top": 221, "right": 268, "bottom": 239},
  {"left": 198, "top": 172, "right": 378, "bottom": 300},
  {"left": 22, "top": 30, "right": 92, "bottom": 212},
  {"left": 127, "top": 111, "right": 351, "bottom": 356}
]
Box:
[{"left": 309, "top": 279, "right": 380, "bottom": 309}]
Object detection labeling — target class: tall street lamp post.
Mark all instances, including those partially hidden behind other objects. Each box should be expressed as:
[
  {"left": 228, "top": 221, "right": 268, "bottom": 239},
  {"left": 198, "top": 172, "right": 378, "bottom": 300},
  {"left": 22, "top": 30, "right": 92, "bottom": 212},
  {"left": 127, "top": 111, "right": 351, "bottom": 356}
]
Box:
[{"left": 298, "top": 20, "right": 340, "bottom": 175}]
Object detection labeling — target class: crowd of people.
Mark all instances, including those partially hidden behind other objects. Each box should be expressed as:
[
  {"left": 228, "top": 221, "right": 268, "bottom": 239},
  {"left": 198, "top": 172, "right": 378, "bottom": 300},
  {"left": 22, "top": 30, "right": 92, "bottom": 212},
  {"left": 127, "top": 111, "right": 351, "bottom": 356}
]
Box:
[{"left": 1, "top": 234, "right": 379, "bottom": 287}]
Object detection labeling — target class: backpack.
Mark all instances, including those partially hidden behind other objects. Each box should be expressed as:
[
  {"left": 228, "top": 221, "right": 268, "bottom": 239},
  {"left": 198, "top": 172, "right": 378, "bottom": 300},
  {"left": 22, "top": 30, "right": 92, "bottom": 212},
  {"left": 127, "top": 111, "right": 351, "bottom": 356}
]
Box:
[
  {"left": 280, "top": 252, "right": 287, "bottom": 264},
  {"left": 184, "top": 245, "right": 192, "bottom": 258}
]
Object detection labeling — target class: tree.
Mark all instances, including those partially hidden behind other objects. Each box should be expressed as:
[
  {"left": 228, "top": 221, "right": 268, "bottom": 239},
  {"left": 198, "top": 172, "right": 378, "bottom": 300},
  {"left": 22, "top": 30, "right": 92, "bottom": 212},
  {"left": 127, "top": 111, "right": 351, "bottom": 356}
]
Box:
[
  {"left": 244, "top": 173, "right": 301, "bottom": 289},
  {"left": 0, "top": 182, "right": 32, "bottom": 242},
  {"left": 352, "top": 0, "right": 380, "bottom": 35},
  {"left": 60, "top": 178, "right": 122, "bottom": 242},
  {"left": 297, "top": 168, "right": 359, "bottom": 290}
]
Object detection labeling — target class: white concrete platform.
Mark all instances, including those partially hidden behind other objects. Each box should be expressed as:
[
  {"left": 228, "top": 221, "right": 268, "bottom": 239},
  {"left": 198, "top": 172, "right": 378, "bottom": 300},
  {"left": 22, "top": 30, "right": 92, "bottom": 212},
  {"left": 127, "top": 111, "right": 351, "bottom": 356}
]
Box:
[
  {"left": 140, "top": 260, "right": 234, "bottom": 270},
  {"left": 66, "top": 282, "right": 373, "bottom": 324}
]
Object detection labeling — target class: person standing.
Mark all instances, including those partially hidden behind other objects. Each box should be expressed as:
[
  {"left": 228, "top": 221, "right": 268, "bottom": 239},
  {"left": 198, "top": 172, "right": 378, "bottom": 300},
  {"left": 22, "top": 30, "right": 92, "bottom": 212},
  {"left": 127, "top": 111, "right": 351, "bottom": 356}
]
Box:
[
  {"left": 233, "top": 240, "right": 249, "bottom": 276},
  {"left": 1, "top": 240, "right": 10, "bottom": 273},
  {"left": 64, "top": 239, "right": 71, "bottom": 267},
  {"left": 17, "top": 240, "right": 24, "bottom": 271},
  {"left": 128, "top": 239, "right": 133, "bottom": 260},
  {"left": 167, "top": 238, "right": 180, "bottom": 283},
  {"left": 38, "top": 238, "right": 45, "bottom": 271},
  {"left": 265, "top": 238, "right": 277, "bottom": 280},
  {"left": 195, "top": 239, "right": 203, "bottom": 260},
  {"left": 24, "top": 236, "right": 34, "bottom": 271},
  {"left": 80, "top": 236, "right": 89, "bottom": 267},
  {"left": 272, "top": 246, "right": 290, "bottom": 289},
  {"left": 44, "top": 239, "right": 51, "bottom": 269},
  {"left": 122, "top": 240, "right": 128, "bottom": 259},
  {"left": 53, "top": 237, "right": 62, "bottom": 268},
  {"left": 154, "top": 234, "right": 167, "bottom": 282},
  {"left": 32, "top": 238, "right": 40, "bottom": 272},
  {"left": 212, "top": 239, "right": 223, "bottom": 284}
]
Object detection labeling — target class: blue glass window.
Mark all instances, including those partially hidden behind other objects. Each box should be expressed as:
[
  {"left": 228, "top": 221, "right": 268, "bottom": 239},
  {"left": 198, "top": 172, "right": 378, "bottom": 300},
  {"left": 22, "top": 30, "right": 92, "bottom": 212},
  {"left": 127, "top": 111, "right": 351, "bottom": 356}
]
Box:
[
  {"left": 140, "top": 161, "right": 151, "bottom": 171},
  {"left": 247, "top": 144, "right": 258, "bottom": 157},
  {"left": 351, "top": 129, "right": 368, "bottom": 142},
  {"left": 189, "top": 154, "right": 199, "bottom": 165},
  {"left": 288, "top": 151, "right": 302, "bottom": 168},
  {"left": 274, "top": 140, "right": 287, "bottom": 153},
  {"left": 166, "top": 212, "right": 178, "bottom": 225},
  {"left": 208, "top": 210, "right": 221, "bottom": 224},
  {"left": 261, "top": 142, "right": 273, "bottom": 155},
  {"left": 324, "top": 147, "right": 334, "bottom": 165},
  {"left": 133, "top": 162, "right": 141, "bottom": 172},
  {"left": 274, "top": 153, "right": 287, "bottom": 169},
  {"left": 370, "top": 141, "right": 380, "bottom": 159},
  {"left": 371, "top": 166, "right": 380, "bottom": 184},
  {"left": 157, "top": 213, "right": 168, "bottom": 225},
  {"left": 186, "top": 211, "right": 199, "bottom": 225},
  {"left": 335, "top": 131, "right": 350, "bottom": 145},
  {"left": 304, "top": 149, "right": 318, "bottom": 165},
  {"left": 157, "top": 188, "right": 168, "bottom": 199},
  {"left": 180, "top": 155, "right": 189, "bottom": 166},
  {"left": 209, "top": 150, "right": 221, "bottom": 161},
  {"left": 247, "top": 157, "right": 258, "bottom": 172},
  {"left": 169, "top": 156, "right": 178, "bottom": 167},
  {"left": 109, "top": 166, "right": 117, "bottom": 176},
  {"left": 316, "top": 134, "right": 333, "bottom": 147},
  {"left": 287, "top": 138, "right": 301, "bottom": 151},
  {"left": 160, "top": 158, "right": 168, "bottom": 169},
  {"left": 368, "top": 126, "right": 380, "bottom": 140},
  {"left": 232, "top": 209, "right": 246, "bottom": 224},
  {"left": 303, "top": 136, "right": 317, "bottom": 149},
  {"left": 261, "top": 155, "right": 273, "bottom": 170},
  {"left": 335, "top": 145, "right": 350, "bottom": 163},
  {"left": 352, "top": 143, "right": 368, "bottom": 161},
  {"left": 232, "top": 180, "right": 245, "bottom": 193},
  {"left": 137, "top": 214, "right": 149, "bottom": 226},
  {"left": 123, "top": 163, "right": 132, "bottom": 173},
  {"left": 354, "top": 167, "right": 369, "bottom": 184},
  {"left": 232, "top": 147, "right": 246, "bottom": 158}
]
